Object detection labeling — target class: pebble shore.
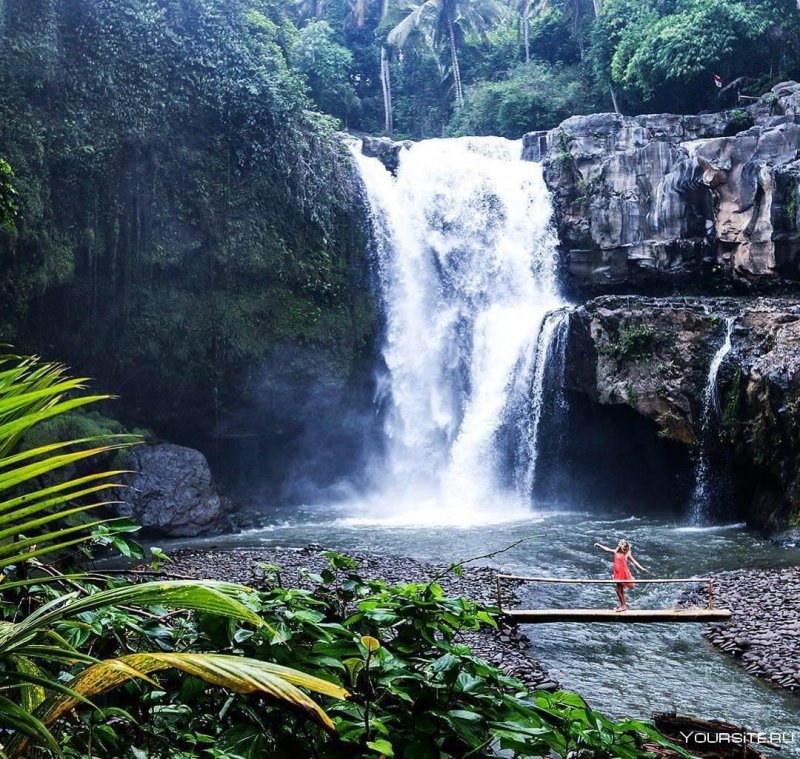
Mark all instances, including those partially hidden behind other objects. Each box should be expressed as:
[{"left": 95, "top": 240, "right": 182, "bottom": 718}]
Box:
[
  {"left": 686, "top": 566, "right": 800, "bottom": 693},
  {"left": 166, "top": 545, "right": 557, "bottom": 692}
]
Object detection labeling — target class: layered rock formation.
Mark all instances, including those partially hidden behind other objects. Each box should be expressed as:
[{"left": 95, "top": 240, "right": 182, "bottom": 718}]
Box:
[
  {"left": 564, "top": 297, "right": 800, "bottom": 530},
  {"left": 531, "top": 82, "right": 800, "bottom": 294}
]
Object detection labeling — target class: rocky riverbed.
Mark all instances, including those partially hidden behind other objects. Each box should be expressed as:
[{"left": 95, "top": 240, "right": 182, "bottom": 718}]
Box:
[
  {"left": 685, "top": 566, "right": 800, "bottom": 693},
  {"left": 165, "top": 545, "right": 557, "bottom": 692}
]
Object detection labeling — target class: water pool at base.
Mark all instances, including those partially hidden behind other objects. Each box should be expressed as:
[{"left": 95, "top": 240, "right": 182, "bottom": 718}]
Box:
[{"left": 173, "top": 505, "right": 800, "bottom": 756}]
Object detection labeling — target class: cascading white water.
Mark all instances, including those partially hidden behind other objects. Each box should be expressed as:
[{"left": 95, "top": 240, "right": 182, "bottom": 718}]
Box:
[
  {"left": 516, "top": 309, "right": 571, "bottom": 500},
  {"left": 689, "top": 316, "right": 735, "bottom": 524},
  {"left": 350, "top": 137, "right": 563, "bottom": 525}
]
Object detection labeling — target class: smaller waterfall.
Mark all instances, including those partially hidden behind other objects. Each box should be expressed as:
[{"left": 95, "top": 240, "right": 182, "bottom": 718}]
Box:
[
  {"left": 515, "top": 309, "right": 571, "bottom": 500},
  {"left": 689, "top": 316, "right": 735, "bottom": 524}
]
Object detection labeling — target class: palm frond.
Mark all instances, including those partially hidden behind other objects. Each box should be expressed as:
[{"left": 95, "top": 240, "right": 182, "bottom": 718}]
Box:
[
  {"left": 387, "top": 0, "right": 441, "bottom": 48},
  {"left": 0, "top": 355, "right": 136, "bottom": 577},
  {"left": 1, "top": 580, "right": 269, "bottom": 651},
  {"left": 5, "top": 654, "right": 349, "bottom": 757}
]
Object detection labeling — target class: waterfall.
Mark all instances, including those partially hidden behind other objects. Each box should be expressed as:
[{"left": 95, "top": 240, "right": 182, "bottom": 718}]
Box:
[
  {"left": 689, "top": 316, "right": 735, "bottom": 524},
  {"left": 516, "top": 309, "right": 571, "bottom": 501},
  {"left": 350, "top": 137, "right": 563, "bottom": 524}
]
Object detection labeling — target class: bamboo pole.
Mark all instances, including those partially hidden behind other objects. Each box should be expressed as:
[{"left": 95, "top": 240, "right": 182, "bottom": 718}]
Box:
[
  {"left": 496, "top": 575, "right": 713, "bottom": 584},
  {"left": 495, "top": 575, "right": 723, "bottom": 618},
  {"left": 503, "top": 608, "right": 731, "bottom": 623}
]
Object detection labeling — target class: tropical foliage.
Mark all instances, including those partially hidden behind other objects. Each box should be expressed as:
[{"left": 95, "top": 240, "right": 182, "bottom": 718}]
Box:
[
  {"left": 283, "top": 0, "right": 800, "bottom": 136},
  {"left": 0, "top": 354, "right": 346, "bottom": 756},
  {"left": 31, "top": 552, "right": 694, "bottom": 759},
  {"left": 448, "top": 60, "right": 593, "bottom": 138},
  {"left": 591, "top": 0, "right": 799, "bottom": 112}
]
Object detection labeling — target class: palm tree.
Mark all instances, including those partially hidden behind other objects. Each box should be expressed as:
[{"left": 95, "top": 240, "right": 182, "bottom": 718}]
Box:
[
  {"left": 380, "top": 40, "right": 394, "bottom": 133},
  {"left": 378, "top": 0, "right": 395, "bottom": 135},
  {"left": 388, "top": 0, "right": 499, "bottom": 109},
  {"left": 516, "top": 0, "right": 548, "bottom": 63}
]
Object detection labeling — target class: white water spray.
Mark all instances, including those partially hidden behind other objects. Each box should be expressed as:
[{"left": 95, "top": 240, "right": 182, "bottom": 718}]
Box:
[
  {"left": 689, "top": 316, "right": 735, "bottom": 524},
  {"left": 516, "top": 309, "right": 571, "bottom": 500},
  {"left": 351, "top": 137, "right": 563, "bottom": 525}
]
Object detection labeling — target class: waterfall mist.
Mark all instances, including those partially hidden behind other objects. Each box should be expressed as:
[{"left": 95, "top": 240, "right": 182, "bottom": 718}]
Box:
[{"left": 350, "top": 137, "right": 564, "bottom": 525}]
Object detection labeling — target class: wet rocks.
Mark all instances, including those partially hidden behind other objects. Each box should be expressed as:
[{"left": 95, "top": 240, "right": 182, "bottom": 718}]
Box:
[
  {"left": 360, "top": 135, "right": 412, "bottom": 174},
  {"left": 167, "top": 545, "right": 555, "bottom": 691},
  {"left": 566, "top": 296, "right": 730, "bottom": 444},
  {"left": 532, "top": 82, "right": 800, "bottom": 294},
  {"left": 684, "top": 566, "right": 800, "bottom": 693},
  {"left": 565, "top": 296, "right": 800, "bottom": 529},
  {"left": 115, "top": 444, "right": 231, "bottom": 538}
]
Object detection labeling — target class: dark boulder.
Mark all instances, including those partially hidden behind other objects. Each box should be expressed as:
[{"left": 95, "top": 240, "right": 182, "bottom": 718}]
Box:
[
  {"left": 116, "top": 444, "right": 231, "bottom": 537},
  {"left": 360, "top": 135, "right": 412, "bottom": 174}
]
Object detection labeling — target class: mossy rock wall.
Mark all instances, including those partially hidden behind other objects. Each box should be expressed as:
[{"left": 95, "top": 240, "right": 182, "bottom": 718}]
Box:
[{"left": 0, "top": 1, "right": 378, "bottom": 495}]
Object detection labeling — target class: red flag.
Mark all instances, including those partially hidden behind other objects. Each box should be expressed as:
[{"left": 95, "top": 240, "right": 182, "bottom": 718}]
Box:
[{"left": 713, "top": 73, "right": 723, "bottom": 89}]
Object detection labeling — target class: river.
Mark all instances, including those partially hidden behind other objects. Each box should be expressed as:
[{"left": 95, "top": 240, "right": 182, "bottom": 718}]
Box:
[{"left": 173, "top": 505, "right": 800, "bottom": 755}]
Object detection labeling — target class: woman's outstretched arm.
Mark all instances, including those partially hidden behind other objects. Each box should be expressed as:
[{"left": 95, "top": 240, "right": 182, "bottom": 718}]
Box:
[
  {"left": 630, "top": 554, "right": 650, "bottom": 574},
  {"left": 593, "top": 542, "right": 615, "bottom": 553}
]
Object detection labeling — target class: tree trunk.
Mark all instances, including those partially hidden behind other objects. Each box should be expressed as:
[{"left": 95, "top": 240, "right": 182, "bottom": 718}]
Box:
[
  {"left": 575, "top": 1, "right": 583, "bottom": 58},
  {"left": 592, "top": 0, "right": 602, "bottom": 16},
  {"left": 609, "top": 84, "right": 620, "bottom": 114},
  {"left": 379, "top": 0, "right": 393, "bottom": 134},
  {"left": 380, "top": 44, "right": 393, "bottom": 135},
  {"left": 447, "top": 16, "right": 463, "bottom": 109},
  {"left": 523, "top": 10, "right": 530, "bottom": 63}
]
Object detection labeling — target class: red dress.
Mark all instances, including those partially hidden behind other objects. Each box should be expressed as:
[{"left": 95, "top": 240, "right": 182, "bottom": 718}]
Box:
[{"left": 613, "top": 552, "right": 635, "bottom": 588}]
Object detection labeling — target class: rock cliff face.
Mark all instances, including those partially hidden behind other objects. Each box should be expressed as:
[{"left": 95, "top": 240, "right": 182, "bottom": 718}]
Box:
[
  {"left": 532, "top": 82, "right": 800, "bottom": 295},
  {"left": 0, "top": 2, "right": 379, "bottom": 503},
  {"left": 564, "top": 297, "right": 800, "bottom": 530}
]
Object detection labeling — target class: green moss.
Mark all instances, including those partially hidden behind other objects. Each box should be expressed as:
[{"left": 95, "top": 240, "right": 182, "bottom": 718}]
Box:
[
  {"left": 721, "top": 367, "right": 742, "bottom": 442},
  {"left": 600, "top": 325, "right": 658, "bottom": 361},
  {"left": 19, "top": 410, "right": 152, "bottom": 470},
  {"left": 788, "top": 185, "right": 798, "bottom": 226}
]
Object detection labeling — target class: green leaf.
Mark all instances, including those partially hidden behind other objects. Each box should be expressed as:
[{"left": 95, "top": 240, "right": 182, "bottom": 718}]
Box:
[
  {"left": 366, "top": 738, "right": 394, "bottom": 757},
  {"left": 216, "top": 725, "right": 269, "bottom": 759}
]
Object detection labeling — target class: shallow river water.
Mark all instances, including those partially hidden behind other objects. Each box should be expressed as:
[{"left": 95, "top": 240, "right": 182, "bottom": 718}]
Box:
[{"left": 174, "top": 504, "right": 800, "bottom": 755}]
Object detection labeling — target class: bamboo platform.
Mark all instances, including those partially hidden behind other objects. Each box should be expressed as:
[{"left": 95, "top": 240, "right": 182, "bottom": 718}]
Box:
[
  {"left": 496, "top": 575, "right": 732, "bottom": 624},
  {"left": 504, "top": 607, "right": 732, "bottom": 623}
]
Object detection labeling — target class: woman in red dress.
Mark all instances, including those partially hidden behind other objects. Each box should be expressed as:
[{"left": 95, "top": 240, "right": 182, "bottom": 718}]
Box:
[{"left": 593, "top": 539, "right": 649, "bottom": 611}]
